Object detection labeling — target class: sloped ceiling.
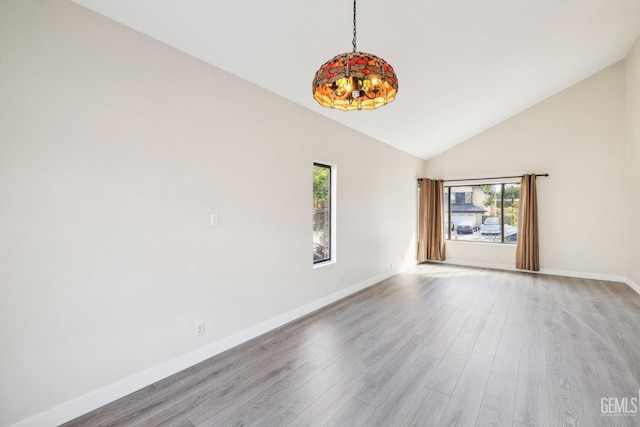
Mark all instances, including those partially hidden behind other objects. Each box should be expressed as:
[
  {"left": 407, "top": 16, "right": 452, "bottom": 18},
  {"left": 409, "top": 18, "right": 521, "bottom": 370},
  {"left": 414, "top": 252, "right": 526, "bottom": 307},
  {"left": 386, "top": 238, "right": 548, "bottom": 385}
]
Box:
[{"left": 72, "top": 0, "right": 640, "bottom": 159}]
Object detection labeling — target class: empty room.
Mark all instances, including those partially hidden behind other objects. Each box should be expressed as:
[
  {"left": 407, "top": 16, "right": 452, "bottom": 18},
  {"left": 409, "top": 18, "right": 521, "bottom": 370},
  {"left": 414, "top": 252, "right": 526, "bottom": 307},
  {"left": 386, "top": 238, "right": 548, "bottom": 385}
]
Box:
[{"left": 2, "top": 0, "right": 640, "bottom": 426}]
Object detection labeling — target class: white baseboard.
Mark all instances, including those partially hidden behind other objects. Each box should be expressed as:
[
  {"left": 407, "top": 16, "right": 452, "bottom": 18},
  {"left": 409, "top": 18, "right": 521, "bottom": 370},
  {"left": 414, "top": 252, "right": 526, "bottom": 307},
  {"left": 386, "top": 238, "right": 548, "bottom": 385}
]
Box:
[
  {"left": 11, "top": 270, "right": 395, "bottom": 427},
  {"left": 441, "top": 258, "right": 627, "bottom": 284},
  {"left": 438, "top": 258, "right": 516, "bottom": 272},
  {"left": 538, "top": 268, "right": 627, "bottom": 284},
  {"left": 626, "top": 278, "right": 640, "bottom": 296}
]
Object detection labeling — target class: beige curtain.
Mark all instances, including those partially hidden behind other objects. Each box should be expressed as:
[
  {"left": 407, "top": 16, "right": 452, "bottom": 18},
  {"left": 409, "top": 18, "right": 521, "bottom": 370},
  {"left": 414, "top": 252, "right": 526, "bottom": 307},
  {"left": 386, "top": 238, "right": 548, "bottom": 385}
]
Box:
[
  {"left": 417, "top": 178, "right": 446, "bottom": 262},
  {"left": 516, "top": 174, "right": 540, "bottom": 271}
]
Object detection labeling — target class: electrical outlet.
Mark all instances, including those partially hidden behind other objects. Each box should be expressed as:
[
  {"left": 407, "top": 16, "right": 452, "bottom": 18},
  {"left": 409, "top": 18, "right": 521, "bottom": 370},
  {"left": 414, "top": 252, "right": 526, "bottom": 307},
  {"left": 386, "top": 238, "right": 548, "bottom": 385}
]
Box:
[
  {"left": 210, "top": 214, "right": 219, "bottom": 227},
  {"left": 195, "top": 321, "right": 205, "bottom": 336},
  {"left": 390, "top": 263, "right": 394, "bottom": 271}
]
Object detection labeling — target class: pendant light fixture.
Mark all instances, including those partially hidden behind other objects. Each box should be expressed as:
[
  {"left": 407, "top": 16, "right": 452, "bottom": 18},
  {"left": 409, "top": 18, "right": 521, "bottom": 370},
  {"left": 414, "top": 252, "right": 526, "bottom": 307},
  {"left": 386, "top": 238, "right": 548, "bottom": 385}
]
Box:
[{"left": 312, "top": 0, "right": 398, "bottom": 111}]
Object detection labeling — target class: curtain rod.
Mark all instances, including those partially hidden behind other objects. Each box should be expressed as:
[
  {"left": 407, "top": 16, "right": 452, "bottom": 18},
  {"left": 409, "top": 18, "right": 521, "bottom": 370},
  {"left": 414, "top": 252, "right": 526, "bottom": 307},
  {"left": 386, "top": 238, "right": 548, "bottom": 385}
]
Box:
[{"left": 417, "top": 173, "right": 549, "bottom": 183}]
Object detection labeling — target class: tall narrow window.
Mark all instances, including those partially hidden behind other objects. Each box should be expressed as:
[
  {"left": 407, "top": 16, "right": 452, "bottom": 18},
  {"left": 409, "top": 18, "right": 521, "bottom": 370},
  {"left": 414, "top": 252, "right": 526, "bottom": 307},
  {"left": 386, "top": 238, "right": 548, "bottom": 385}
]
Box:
[{"left": 313, "top": 163, "right": 331, "bottom": 263}]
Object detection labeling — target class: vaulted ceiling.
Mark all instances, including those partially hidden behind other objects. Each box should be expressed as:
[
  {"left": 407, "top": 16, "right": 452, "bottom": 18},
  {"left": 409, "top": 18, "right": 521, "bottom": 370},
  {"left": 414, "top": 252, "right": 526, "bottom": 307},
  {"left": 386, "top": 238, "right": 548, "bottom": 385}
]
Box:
[{"left": 72, "top": 0, "right": 640, "bottom": 159}]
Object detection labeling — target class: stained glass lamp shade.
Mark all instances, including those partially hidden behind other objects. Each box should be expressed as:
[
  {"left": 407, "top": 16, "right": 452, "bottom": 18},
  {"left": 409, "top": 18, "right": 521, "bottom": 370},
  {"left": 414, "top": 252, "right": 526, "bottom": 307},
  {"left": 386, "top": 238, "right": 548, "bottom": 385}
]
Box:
[{"left": 311, "top": 0, "right": 398, "bottom": 111}]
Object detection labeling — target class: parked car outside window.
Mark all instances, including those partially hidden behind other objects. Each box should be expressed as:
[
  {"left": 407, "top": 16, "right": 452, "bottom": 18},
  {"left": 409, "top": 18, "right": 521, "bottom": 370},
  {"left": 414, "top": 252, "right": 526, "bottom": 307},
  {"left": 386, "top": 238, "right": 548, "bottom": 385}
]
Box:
[
  {"left": 505, "top": 230, "right": 518, "bottom": 243},
  {"left": 456, "top": 221, "right": 475, "bottom": 234},
  {"left": 480, "top": 217, "right": 501, "bottom": 235}
]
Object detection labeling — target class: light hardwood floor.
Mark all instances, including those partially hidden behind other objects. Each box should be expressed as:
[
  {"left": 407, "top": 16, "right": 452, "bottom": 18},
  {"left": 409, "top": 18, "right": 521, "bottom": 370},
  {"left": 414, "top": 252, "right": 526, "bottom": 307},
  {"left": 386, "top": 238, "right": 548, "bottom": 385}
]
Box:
[{"left": 64, "top": 264, "right": 640, "bottom": 426}]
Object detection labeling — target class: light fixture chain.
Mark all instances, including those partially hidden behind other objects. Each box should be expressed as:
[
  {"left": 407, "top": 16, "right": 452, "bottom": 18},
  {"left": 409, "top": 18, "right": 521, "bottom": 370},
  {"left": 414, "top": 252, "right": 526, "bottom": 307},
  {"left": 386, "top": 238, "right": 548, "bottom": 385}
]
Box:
[{"left": 352, "top": 0, "right": 357, "bottom": 52}]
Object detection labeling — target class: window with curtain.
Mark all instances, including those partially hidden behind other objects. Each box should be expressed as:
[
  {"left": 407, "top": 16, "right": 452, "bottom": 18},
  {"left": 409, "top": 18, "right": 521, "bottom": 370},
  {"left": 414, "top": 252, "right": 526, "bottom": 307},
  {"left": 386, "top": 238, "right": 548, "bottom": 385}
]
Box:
[{"left": 444, "top": 182, "right": 521, "bottom": 244}]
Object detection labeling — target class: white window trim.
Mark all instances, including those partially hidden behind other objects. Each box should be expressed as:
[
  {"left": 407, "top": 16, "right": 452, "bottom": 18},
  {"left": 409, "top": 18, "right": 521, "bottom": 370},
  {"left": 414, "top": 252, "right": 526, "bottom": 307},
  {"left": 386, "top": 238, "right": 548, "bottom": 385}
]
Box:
[{"left": 313, "top": 162, "right": 336, "bottom": 268}]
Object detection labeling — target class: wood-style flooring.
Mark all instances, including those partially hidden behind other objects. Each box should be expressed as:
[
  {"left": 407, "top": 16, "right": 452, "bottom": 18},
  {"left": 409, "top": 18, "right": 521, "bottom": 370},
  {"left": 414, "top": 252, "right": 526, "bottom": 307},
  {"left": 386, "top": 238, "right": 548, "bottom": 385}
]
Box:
[{"left": 64, "top": 264, "right": 640, "bottom": 426}]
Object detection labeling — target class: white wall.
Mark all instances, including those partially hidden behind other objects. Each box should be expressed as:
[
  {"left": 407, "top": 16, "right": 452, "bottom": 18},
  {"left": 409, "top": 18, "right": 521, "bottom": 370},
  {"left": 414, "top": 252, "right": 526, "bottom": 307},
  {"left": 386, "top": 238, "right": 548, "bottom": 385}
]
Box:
[
  {"left": 626, "top": 36, "right": 640, "bottom": 290},
  {"left": 0, "top": 1, "right": 423, "bottom": 425},
  {"left": 424, "top": 62, "right": 627, "bottom": 279}
]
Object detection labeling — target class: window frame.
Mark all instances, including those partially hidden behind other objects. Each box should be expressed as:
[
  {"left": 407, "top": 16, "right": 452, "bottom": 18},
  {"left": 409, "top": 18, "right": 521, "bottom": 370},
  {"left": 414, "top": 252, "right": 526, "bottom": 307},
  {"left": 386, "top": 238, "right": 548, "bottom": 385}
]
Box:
[
  {"left": 313, "top": 162, "right": 333, "bottom": 265},
  {"left": 445, "top": 182, "right": 519, "bottom": 244}
]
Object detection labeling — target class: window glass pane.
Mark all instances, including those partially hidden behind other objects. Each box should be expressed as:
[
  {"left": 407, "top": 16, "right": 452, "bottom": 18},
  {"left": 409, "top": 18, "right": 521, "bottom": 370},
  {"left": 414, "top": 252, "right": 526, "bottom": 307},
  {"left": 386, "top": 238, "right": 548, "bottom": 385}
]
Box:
[
  {"left": 479, "top": 184, "right": 501, "bottom": 242},
  {"left": 448, "top": 186, "right": 482, "bottom": 241},
  {"left": 444, "top": 183, "right": 520, "bottom": 244},
  {"left": 313, "top": 164, "right": 331, "bottom": 263},
  {"left": 503, "top": 183, "right": 520, "bottom": 244}
]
